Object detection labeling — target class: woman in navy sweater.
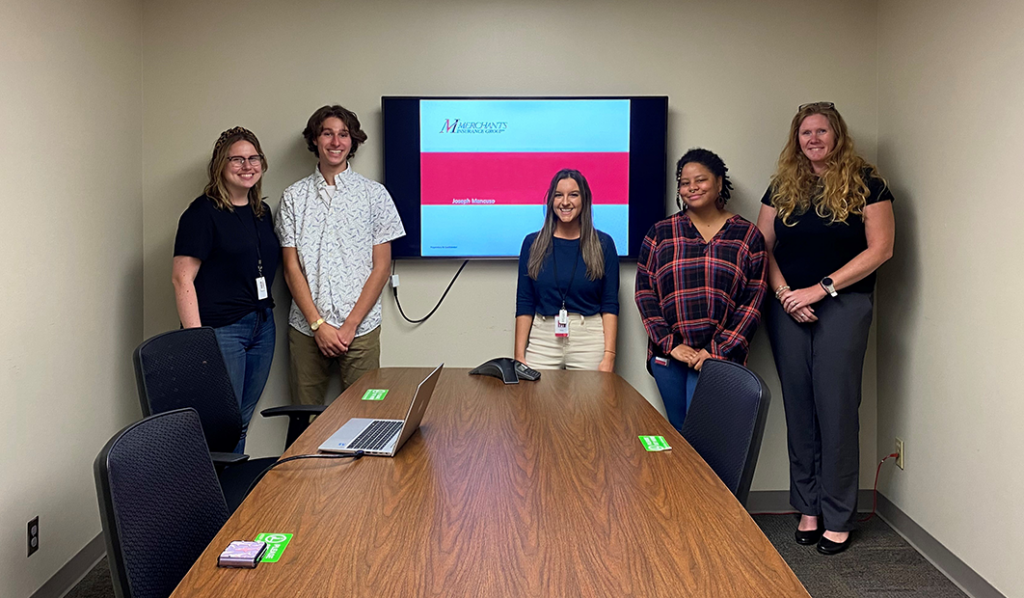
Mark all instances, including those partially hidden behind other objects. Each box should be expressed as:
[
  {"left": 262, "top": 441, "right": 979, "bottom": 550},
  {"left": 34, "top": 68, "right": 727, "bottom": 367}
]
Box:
[{"left": 514, "top": 169, "right": 619, "bottom": 371}]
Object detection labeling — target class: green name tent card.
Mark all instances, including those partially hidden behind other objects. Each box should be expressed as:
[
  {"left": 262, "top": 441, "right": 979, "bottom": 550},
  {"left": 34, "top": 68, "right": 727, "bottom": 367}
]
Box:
[
  {"left": 361, "top": 389, "right": 388, "bottom": 401},
  {"left": 254, "top": 533, "right": 293, "bottom": 563},
  {"left": 639, "top": 435, "right": 672, "bottom": 451}
]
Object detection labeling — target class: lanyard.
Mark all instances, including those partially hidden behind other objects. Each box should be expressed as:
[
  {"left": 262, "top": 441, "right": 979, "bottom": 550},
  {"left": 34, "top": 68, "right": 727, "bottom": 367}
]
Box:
[
  {"left": 234, "top": 206, "right": 264, "bottom": 278},
  {"left": 551, "top": 241, "right": 581, "bottom": 311}
]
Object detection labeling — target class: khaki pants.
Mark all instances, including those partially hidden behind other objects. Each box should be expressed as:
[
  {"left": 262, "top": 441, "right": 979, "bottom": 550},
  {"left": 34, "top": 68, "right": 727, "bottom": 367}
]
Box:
[
  {"left": 288, "top": 326, "right": 381, "bottom": 406},
  {"left": 524, "top": 313, "right": 605, "bottom": 370}
]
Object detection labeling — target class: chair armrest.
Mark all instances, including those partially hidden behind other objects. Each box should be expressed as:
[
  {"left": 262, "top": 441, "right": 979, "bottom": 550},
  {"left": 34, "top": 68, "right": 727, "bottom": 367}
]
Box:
[
  {"left": 210, "top": 452, "right": 249, "bottom": 467},
  {"left": 260, "top": 405, "right": 327, "bottom": 449}
]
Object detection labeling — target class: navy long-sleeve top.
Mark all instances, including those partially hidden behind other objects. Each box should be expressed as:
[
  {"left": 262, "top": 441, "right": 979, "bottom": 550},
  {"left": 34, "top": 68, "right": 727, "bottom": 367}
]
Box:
[{"left": 515, "top": 231, "right": 620, "bottom": 317}]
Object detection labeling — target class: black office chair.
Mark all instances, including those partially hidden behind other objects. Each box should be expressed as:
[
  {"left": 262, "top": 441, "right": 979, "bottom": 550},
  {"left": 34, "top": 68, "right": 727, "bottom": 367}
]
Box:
[
  {"left": 132, "top": 327, "right": 323, "bottom": 510},
  {"left": 680, "top": 358, "right": 771, "bottom": 506},
  {"left": 94, "top": 408, "right": 229, "bottom": 598}
]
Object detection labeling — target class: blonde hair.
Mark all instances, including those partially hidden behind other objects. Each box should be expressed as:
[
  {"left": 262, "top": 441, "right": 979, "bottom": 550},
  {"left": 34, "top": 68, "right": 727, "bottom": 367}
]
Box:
[
  {"left": 768, "top": 104, "right": 882, "bottom": 226},
  {"left": 204, "top": 127, "right": 268, "bottom": 218}
]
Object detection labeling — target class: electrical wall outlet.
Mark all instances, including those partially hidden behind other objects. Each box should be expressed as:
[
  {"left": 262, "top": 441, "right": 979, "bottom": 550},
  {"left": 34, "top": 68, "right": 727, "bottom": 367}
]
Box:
[
  {"left": 895, "top": 438, "right": 905, "bottom": 470},
  {"left": 27, "top": 517, "right": 39, "bottom": 557}
]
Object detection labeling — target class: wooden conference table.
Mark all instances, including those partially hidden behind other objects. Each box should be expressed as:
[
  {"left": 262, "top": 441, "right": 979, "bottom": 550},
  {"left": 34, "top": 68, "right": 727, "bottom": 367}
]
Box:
[{"left": 171, "top": 367, "right": 808, "bottom": 598}]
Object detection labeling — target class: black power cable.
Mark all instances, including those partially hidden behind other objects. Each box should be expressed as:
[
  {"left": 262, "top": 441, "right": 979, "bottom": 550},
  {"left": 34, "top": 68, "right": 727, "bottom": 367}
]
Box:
[
  {"left": 244, "top": 451, "right": 364, "bottom": 499},
  {"left": 391, "top": 260, "right": 470, "bottom": 324}
]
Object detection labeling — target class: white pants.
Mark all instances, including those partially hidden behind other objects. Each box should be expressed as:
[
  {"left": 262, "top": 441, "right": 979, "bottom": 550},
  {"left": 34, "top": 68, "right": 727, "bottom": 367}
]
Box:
[{"left": 524, "top": 313, "right": 605, "bottom": 370}]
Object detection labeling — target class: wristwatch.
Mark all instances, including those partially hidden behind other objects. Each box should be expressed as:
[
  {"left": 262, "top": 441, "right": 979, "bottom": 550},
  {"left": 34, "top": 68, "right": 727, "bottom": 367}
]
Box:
[
  {"left": 310, "top": 317, "right": 325, "bottom": 331},
  {"left": 820, "top": 277, "right": 838, "bottom": 298}
]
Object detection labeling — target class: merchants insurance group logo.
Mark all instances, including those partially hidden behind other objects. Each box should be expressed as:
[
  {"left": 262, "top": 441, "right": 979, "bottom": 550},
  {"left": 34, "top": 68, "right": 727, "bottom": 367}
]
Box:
[{"left": 439, "top": 119, "right": 508, "bottom": 134}]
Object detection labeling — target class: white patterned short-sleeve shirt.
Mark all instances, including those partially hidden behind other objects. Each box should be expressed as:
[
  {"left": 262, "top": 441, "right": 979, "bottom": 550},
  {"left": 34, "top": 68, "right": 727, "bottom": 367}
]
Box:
[{"left": 276, "top": 167, "right": 406, "bottom": 337}]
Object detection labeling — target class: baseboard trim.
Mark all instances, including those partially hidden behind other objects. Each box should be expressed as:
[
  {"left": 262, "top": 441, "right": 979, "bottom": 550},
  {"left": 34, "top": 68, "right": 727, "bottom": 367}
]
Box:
[
  {"left": 745, "top": 489, "right": 875, "bottom": 514},
  {"left": 877, "top": 493, "right": 1005, "bottom": 598},
  {"left": 30, "top": 533, "right": 105, "bottom": 598}
]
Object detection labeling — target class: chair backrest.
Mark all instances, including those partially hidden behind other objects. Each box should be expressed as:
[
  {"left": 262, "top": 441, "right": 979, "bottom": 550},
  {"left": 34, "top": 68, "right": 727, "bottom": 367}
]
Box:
[
  {"left": 94, "top": 408, "right": 229, "bottom": 598},
  {"left": 680, "top": 359, "right": 771, "bottom": 506},
  {"left": 133, "top": 327, "right": 241, "bottom": 453}
]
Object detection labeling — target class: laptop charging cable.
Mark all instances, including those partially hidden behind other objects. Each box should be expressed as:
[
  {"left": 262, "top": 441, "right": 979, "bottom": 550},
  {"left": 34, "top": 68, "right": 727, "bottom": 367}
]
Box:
[{"left": 244, "top": 451, "right": 365, "bottom": 499}]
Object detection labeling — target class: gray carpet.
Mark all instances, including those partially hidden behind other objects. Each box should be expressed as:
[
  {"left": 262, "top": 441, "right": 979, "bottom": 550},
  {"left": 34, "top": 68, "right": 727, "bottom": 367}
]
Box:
[
  {"left": 67, "top": 515, "right": 968, "bottom": 598},
  {"left": 65, "top": 557, "right": 111, "bottom": 598},
  {"left": 752, "top": 514, "right": 969, "bottom": 598}
]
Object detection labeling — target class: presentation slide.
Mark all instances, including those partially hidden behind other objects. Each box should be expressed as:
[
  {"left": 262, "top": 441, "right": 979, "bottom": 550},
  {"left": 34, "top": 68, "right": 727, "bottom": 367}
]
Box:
[{"left": 419, "top": 99, "right": 630, "bottom": 257}]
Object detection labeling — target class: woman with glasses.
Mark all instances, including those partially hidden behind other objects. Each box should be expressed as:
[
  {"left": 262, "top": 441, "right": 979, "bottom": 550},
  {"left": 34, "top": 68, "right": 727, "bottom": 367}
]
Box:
[
  {"left": 756, "top": 103, "right": 895, "bottom": 555},
  {"left": 172, "top": 126, "right": 281, "bottom": 453},
  {"left": 515, "top": 169, "right": 620, "bottom": 371},
  {"left": 636, "top": 148, "right": 767, "bottom": 431}
]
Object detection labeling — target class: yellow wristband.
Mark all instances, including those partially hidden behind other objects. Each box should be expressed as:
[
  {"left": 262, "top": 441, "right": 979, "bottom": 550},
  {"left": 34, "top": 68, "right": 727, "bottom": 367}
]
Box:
[{"left": 310, "top": 317, "right": 325, "bottom": 331}]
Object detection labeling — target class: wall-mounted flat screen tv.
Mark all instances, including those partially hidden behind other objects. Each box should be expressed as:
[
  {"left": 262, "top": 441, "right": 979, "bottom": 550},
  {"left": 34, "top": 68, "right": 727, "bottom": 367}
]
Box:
[{"left": 382, "top": 96, "right": 668, "bottom": 259}]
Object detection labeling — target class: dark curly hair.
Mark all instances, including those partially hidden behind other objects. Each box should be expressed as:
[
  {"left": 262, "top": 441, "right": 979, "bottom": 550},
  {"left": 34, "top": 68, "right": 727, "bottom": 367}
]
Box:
[
  {"left": 302, "top": 105, "right": 368, "bottom": 160},
  {"left": 675, "top": 147, "right": 733, "bottom": 210}
]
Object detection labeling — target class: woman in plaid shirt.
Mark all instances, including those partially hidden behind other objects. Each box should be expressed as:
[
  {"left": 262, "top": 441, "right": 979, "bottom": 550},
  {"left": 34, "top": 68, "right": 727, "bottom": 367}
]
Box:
[{"left": 635, "top": 148, "right": 768, "bottom": 432}]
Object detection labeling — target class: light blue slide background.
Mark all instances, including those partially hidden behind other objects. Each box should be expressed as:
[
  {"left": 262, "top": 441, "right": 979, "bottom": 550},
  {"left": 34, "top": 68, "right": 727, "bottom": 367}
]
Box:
[
  {"left": 420, "top": 99, "right": 630, "bottom": 153},
  {"left": 421, "top": 205, "right": 629, "bottom": 257}
]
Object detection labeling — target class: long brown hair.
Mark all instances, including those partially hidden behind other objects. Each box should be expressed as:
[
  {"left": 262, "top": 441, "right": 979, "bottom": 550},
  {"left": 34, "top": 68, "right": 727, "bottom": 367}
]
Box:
[
  {"left": 768, "top": 104, "right": 883, "bottom": 226},
  {"left": 204, "top": 126, "right": 268, "bottom": 218},
  {"left": 527, "top": 169, "right": 605, "bottom": 281}
]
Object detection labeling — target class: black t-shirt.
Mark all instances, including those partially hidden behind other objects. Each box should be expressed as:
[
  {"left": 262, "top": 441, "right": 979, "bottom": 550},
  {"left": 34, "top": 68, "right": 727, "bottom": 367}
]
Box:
[
  {"left": 761, "top": 175, "right": 894, "bottom": 294},
  {"left": 174, "top": 196, "right": 281, "bottom": 328}
]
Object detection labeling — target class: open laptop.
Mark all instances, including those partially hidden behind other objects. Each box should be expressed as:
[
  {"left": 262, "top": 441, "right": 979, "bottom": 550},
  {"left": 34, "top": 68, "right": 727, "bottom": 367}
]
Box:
[{"left": 318, "top": 364, "right": 443, "bottom": 457}]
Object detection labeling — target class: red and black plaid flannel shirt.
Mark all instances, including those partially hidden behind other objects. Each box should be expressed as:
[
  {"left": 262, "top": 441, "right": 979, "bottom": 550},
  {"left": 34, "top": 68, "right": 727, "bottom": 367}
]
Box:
[{"left": 635, "top": 212, "right": 768, "bottom": 365}]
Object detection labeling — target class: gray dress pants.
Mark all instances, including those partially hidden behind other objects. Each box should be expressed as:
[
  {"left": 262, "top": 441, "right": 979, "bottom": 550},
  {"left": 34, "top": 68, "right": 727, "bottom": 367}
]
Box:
[{"left": 766, "top": 292, "right": 873, "bottom": 532}]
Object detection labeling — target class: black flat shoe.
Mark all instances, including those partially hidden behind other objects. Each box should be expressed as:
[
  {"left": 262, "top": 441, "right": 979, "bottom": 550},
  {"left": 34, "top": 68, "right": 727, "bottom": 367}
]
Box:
[
  {"left": 817, "top": 534, "right": 851, "bottom": 555},
  {"left": 795, "top": 524, "right": 824, "bottom": 545}
]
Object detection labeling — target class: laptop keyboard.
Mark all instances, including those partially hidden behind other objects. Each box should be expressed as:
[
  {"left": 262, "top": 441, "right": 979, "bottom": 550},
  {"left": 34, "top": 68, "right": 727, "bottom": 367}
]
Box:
[{"left": 349, "top": 420, "right": 404, "bottom": 451}]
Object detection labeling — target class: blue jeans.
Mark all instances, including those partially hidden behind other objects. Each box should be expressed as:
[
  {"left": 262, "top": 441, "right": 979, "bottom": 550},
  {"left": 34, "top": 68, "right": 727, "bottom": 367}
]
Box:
[
  {"left": 649, "top": 356, "right": 701, "bottom": 432},
  {"left": 213, "top": 308, "right": 276, "bottom": 453}
]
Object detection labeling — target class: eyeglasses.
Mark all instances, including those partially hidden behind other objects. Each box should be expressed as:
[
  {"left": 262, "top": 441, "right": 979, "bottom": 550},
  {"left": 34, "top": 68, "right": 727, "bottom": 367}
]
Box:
[
  {"left": 798, "top": 102, "right": 835, "bottom": 111},
  {"left": 227, "top": 155, "right": 263, "bottom": 169}
]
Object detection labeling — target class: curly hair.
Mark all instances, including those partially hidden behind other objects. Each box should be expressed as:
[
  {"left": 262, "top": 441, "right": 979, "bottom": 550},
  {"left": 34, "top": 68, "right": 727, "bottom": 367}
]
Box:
[
  {"left": 204, "top": 126, "right": 267, "bottom": 218},
  {"left": 302, "top": 105, "right": 368, "bottom": 160},
  {"left": 526, "top": 169, "right": 605, "bottom": 281},
  {"left": 768, "top": 103, "right": 883, "bottom": 226},
  {"left": 675, "top": 148, "right": 733, "bottom": 210}
]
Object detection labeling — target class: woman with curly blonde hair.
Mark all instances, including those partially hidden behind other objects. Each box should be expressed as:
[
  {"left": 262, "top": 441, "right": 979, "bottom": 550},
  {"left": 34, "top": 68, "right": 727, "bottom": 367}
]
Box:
[{"left": 756, "top": 103, "right": 895, "bottom": 555}]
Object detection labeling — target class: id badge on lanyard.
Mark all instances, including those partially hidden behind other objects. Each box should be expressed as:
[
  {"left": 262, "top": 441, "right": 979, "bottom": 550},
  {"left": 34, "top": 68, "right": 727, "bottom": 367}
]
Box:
[
  {"left": 553, "top": 244, "right": 580, "bottom": 340},
  {"left": 555, "top": 307, "right": 569, "bottom": 338},
  {"left": 239, "top": 209, "right": 267, "bottom": 301}
]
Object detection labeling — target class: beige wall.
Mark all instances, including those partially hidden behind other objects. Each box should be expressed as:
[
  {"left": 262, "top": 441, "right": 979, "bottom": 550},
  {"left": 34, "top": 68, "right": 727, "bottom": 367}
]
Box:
[
  {"left": 0, "top": 0, "right": 143, "bottom": 596},
  {"left": 876, "top": 1, "right": 1024, "bottom": 595},
  {"left": 140, "top": 0, "right": 882, "bottom": 494}
]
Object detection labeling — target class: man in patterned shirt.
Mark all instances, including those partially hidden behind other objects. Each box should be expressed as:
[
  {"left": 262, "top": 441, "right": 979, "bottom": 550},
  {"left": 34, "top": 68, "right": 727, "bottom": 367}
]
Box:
[{"left": 276, "top": 105, "right": 406, "bottom": 405}]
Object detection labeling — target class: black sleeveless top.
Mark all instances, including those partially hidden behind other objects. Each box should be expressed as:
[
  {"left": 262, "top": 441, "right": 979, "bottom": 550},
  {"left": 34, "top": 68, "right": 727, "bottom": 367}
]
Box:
[{"left": 761, "top": 175, "right": 893, "bottom": 294}]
